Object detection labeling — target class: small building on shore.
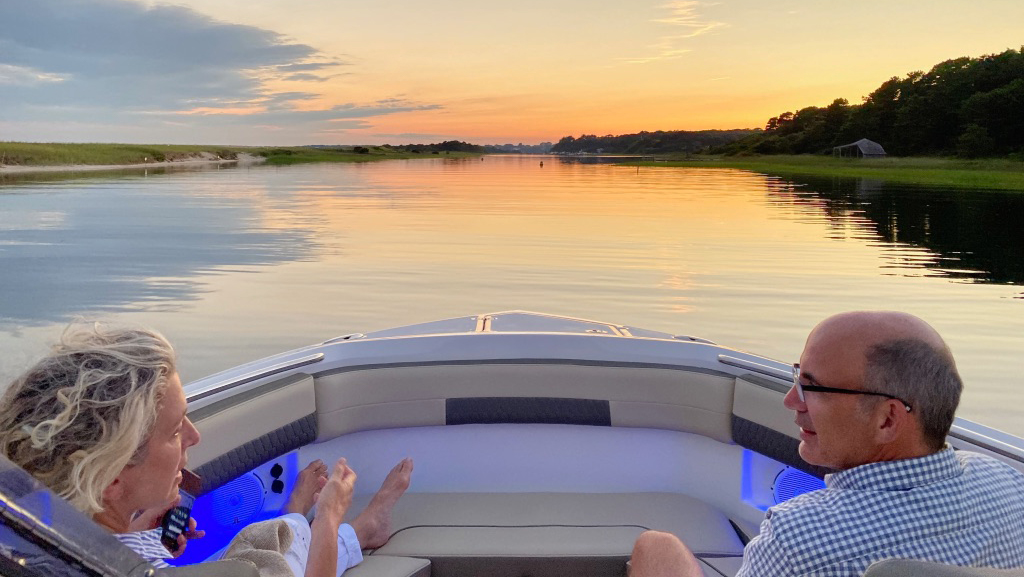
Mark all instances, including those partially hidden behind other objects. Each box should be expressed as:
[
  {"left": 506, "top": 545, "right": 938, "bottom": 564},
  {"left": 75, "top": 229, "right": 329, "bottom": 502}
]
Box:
[{"left": 833, "top": 138, "right": 887, "bottom": 158}]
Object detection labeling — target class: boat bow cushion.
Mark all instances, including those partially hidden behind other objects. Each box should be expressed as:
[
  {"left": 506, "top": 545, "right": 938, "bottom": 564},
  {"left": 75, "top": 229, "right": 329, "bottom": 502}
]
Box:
[{"left": 348, "top": 492, "right": 745, "bottom": 577}]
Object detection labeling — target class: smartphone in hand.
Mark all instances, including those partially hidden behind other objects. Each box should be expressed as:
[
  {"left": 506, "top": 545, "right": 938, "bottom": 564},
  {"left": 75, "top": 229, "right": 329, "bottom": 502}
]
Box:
[{"left": 160, "top": 469, "right": 201, "bottom": 552}]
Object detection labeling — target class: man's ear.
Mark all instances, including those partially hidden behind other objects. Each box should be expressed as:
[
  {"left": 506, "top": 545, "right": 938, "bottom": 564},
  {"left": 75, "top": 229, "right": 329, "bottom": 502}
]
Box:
[{"left": 874, "top": 399, "right": 907, "bottom": 444}]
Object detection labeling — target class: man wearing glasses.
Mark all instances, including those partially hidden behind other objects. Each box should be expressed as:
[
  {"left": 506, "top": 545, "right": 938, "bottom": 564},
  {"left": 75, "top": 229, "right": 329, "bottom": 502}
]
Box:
[{"left": 631, "top": 311, "right": 1024, "bottom": 577}]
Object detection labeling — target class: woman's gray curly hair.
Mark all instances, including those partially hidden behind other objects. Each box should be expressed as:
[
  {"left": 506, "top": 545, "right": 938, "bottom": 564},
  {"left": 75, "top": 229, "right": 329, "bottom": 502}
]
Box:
[{"left": 0, "top": 322, "right": 176, "bottom": 516}]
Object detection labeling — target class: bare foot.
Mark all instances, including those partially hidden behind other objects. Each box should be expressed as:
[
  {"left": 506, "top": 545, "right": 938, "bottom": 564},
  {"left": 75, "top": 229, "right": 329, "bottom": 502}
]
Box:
[
  {"left": 351, "top": 458, "right": 413, "bottom": 549},
  {"left": 284, "top": 459, "right": 328, "bottom": 516}
]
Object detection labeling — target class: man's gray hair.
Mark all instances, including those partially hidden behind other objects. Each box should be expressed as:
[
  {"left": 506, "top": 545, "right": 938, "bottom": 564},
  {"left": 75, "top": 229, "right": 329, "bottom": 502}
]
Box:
[
  {"left": 0, "top": 322, "right": 176, "bottom": 516},
  {"left": 863, "top": 338, "right": 962, "bottom": 449}
]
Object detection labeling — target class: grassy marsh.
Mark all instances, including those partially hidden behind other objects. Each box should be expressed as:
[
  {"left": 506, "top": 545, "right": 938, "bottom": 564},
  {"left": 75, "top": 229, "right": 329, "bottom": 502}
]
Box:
[
  {"left": 0, "top": 142, "right": 243, "bottom": 166},
  {"left": 255, "top": 147, "right": 479, "bottom": 165},
  {"left": 633, "top": 155, "right": 1024, "bottom": 191},
  {"left": 0, "top": 142, "right": 479, "bottom": 169}
]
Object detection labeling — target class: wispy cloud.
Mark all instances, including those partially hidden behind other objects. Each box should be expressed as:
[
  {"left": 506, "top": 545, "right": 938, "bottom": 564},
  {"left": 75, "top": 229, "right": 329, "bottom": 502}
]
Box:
[
  {"left": 0, "top": 64, "right": 67, "bottom": 86},
  {"left": 0, "top": 0, "right": 440, "bottom": 142},
  {"left": 315, "top": 120, "right": 375, "bottom": 134},
  {"left": 159, "top": 97, "right": 442, "bottom": 125},
  {"left": 620, "top": 1, "right": 726, "bottom": 64},
  {"left": 273, "top": 61, "right": 349, "bottom": 73},
  {"left": 653, "top": 0, "right": 726, "bottom": 35},
  {"left": 364, "top": 132, "right": 455, "bottom": 141},
  {"left": 284, "top": 73, "right": 332, "bottom": 82}
]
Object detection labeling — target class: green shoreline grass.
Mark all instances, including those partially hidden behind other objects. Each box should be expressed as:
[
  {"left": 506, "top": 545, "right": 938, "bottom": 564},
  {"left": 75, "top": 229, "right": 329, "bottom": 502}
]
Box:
[
  {"left": 0, "top": 142, "right": 479, "bottom": 168},
  {"left": 6, "top": 143, "right": 1023, "bottom": 191},
  {"left": 631, "top": 155, "right": 1024, "bottom": 191}
]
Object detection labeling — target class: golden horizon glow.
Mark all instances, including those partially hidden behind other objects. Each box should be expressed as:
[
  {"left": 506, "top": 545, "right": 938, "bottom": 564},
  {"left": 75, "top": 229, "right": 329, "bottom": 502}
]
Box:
[{"left": 6, "top": 0, "right": 1024, "bottom": 145}]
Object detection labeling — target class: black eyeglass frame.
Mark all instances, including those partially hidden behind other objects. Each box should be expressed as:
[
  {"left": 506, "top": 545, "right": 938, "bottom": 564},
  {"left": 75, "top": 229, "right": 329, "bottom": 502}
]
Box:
[{"left": 792, "top": 363, "right": 912, "bottom": 413}]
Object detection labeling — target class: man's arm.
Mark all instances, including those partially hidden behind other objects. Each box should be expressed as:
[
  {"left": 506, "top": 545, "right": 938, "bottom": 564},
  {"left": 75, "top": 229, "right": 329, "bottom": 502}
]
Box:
[{"left": 630, "top": 531, "right": 706, "bottom": 577}]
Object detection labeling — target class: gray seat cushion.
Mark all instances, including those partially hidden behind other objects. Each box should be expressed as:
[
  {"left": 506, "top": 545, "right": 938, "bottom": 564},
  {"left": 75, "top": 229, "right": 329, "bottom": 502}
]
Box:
[
  {"left": 160, "top": 559, "right": 260, "bottom": 577},
  {"left": 864, "top": 559, "right": 1024, "bottom": 577},
  {"left": 345, "top": 556, "right": 431, "bottom": 577},
  {"left": 160, "top": 556, "right": 430, "bottom": 577},
  {"left": 349, "top": 492, "right": 745, "bottom": 577}
]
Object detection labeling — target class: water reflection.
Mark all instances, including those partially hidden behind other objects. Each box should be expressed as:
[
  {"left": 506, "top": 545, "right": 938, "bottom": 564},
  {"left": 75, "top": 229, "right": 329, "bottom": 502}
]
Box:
[
  {"left": 766, "top": 175, "right": 1024, "bottom": 285},
  {"left": 0, "top": 164, "right": 230, "bottom": 186},
  {"left": 552, "top": 155, "right": 644, "bottom": 165},
  {"left": 1, "top": 158, "right": 1022, "bottom": 434},
  {"left": 0, "top": 168, "right": 319, "bottom": 326}
]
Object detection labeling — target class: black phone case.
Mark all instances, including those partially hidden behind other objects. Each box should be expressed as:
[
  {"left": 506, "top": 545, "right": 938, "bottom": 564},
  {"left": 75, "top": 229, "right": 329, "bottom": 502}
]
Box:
[
  {"left": 160, "top": 469, "right": 201, "bottom": 552},
  {"left": 159, "top": 494, "right": 195, "bottom": 551}
]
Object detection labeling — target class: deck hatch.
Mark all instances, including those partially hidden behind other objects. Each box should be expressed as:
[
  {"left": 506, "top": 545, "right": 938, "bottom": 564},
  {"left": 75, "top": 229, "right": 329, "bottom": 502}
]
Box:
[{"left": 446, "top": 397, "right": 611, "bottom": 426}]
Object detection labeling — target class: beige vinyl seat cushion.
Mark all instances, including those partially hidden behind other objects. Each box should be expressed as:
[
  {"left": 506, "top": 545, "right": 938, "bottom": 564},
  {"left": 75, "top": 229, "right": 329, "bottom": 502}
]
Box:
[
  {"left": 159, "top": 555, "right": 430, "bottom": 577},
  {"left": 350, "top": 492, "right": 746, "bottom": 577},
  {"left": 342, "top": 555, "right": 432, "bottom": 577},
  {"left": 864, "top": 559, "right": 1024, "bottom": 577},
  {"left": 161, "top": 559, "right": 260, "bottom": 577}
]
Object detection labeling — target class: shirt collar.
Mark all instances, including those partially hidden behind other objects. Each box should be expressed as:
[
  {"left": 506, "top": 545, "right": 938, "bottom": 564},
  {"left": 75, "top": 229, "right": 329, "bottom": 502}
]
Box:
[{"left": 825, "top": 446, "right": 961, "bottom": 491}]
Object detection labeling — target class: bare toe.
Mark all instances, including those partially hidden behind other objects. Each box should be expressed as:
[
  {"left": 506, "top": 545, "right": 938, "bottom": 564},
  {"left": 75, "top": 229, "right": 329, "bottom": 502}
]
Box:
[
  {"left": 380, "top": 458, "right": 413, "bottom": 500},
  {"left": 352, "top": 458, "right": 413, "bottom": 549}
]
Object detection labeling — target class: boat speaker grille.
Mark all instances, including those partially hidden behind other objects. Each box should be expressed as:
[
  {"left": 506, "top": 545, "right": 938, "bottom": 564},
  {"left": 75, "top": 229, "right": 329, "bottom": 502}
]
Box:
[
  {"left": 210, "top": 473, "right": 265, "bottom": 528},
  {"left": 772, "top": 467, "right": 825, "bottom": 504}
]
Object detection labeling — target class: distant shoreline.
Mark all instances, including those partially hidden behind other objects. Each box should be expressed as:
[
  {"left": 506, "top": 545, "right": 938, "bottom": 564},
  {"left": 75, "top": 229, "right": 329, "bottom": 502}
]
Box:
[
  {"left": 0, "top": 152, "right": 266, "bottom": 175},
  {"left": 627, "top": 155, "right": 1024, "bottom": 192},
  {"left": 0, "top": 142, "right": 483, "bottom": 175}
]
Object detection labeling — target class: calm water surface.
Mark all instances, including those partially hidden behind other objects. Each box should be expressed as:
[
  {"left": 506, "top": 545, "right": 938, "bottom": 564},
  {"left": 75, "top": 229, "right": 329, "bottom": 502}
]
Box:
[{"left": 2, "top": 156, "right": 1023, "bottom": 434}]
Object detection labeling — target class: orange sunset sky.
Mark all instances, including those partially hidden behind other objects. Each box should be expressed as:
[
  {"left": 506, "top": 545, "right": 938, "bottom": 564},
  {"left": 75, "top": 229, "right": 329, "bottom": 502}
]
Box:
[{"left": 2, "top": 0, "right": 1022, "bottom": 145}]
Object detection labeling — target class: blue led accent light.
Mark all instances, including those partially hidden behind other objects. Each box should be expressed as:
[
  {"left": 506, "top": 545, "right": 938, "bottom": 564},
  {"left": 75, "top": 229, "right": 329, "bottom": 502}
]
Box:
[
  {"left": 772, "top": 467, "right": 825, "bottom": 503},
  {"left": 168, "top": 453, "right": 300, "bottom": 566},
  {"left": 211, "top": 474, "right": 265, "bottom": 528},
  {"left": 170, "top": 473, "right": 268, "bottom": 566}
]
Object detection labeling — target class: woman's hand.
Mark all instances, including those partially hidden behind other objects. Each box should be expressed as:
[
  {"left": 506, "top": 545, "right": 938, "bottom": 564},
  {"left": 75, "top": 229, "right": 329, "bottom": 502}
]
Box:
[
  {"left": 314, "top": 458, "right": 356, "bottom": 529},
  {"left": 128, "top": 494, "right": 206, "bottom": 557},
  {"left": 128, "top": 495, "right": 180, "bottom": 532},
  {"left": 304, "top": 458, "right": 357, "bottom": 577},
  {"left": 172, "top": 516, "right": 206, "bottom": 557}
]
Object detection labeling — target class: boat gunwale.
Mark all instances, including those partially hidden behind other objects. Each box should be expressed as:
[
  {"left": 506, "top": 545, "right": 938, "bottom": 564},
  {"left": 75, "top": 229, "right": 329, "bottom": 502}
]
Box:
[{"left": 182, "top": 311, "right": 1024, "bottom": 467}]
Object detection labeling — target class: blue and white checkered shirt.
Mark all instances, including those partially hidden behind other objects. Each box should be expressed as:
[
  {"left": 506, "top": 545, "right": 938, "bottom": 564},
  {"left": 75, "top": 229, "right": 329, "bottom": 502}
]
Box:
[{"left": 737, "top": 447, "right": 1024, "bottom": 577}]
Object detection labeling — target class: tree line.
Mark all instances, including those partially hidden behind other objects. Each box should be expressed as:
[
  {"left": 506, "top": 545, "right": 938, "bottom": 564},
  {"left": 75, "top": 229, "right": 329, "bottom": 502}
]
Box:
[
  {"left": 716, "top": 47, "right": 1024, "bottom": 158},
  {"left": 382, "top": 141, "right": 554, "bottom": 154},
  {"left": 383, "top": 140, "right": 489, "bottom": 153},
  {"left": 550, "top": 129, "right": 757, "bottom": 154}
]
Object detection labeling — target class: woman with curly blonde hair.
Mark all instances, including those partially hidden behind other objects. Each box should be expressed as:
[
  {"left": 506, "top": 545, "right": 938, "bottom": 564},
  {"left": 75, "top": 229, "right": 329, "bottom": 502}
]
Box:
[
  {"left": 1, "top": 322, "right": 411, "bottom": 577},
  {"left": 0, "top": 324, "right": 182, "bottom": 517}
]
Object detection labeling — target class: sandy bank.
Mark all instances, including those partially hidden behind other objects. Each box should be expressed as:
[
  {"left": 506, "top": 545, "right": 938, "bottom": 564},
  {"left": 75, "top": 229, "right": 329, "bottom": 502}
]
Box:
[{"left": 0, "top": 152, "right": 266, "bottom": 175}]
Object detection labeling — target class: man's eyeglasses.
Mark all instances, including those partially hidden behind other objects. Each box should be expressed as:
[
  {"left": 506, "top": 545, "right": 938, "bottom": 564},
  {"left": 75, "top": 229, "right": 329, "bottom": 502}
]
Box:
[{"left": 792, "top": 364, "right": 912, "bottom": 413}]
